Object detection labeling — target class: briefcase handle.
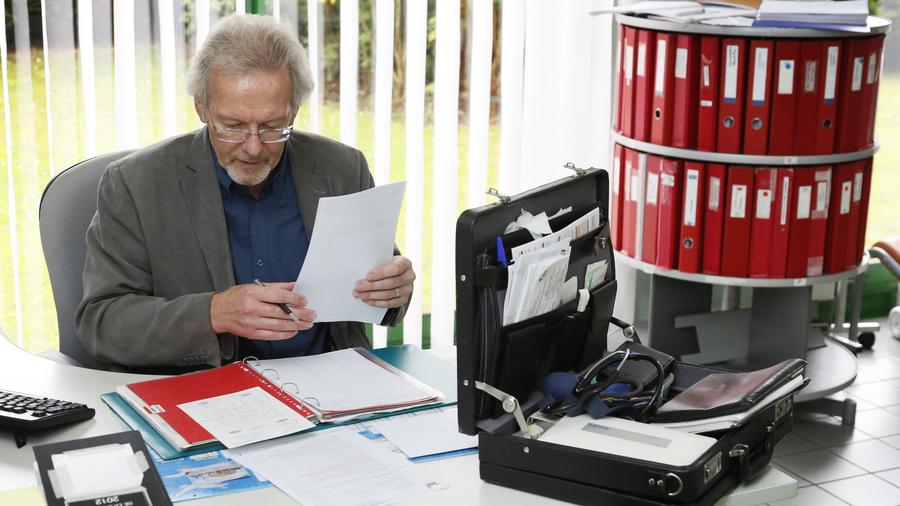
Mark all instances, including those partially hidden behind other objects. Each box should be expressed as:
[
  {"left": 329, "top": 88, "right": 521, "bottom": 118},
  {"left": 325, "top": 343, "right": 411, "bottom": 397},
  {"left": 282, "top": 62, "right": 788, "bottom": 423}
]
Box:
[{"left": 729, "top": 423, "right": 775, "bottom": 483}]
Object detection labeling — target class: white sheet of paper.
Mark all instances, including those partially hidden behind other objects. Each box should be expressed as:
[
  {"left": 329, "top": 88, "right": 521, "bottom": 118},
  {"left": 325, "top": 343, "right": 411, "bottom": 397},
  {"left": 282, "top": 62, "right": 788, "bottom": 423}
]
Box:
[
  {"left": 294, "top": 181, "right": 406, "bottom": 323},
  {"left": 370, "top": 408, "right": 477, "bottom": 459},
  {"left": 178, "top": 387, "right": 315, "bottom": 448},
  {"left": 223, "top": 427, "right": 448, "bottom": 506}
]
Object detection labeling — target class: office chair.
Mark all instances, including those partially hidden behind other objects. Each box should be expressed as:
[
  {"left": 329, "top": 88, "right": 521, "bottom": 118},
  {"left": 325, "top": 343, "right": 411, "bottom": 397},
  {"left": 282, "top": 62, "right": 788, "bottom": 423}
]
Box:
[
  {"left": 39, "top": 150, "right": 135, "bottom": 370},
  {"left": 869, "top": 236, "right": 900, "bottom": 341}
]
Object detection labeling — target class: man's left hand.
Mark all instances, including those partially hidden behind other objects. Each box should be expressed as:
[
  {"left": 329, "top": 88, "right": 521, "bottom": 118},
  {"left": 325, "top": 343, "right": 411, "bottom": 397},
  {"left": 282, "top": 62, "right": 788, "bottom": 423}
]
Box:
[{"left": 353, "top": 255, "right": 415, "bottom": 308}]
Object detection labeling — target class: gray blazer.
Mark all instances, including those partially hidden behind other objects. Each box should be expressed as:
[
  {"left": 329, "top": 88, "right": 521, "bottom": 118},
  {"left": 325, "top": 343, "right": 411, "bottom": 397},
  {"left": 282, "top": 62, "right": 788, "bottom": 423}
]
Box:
[{"left": 75, "top": 128, "right": 407, "bottom": 373}]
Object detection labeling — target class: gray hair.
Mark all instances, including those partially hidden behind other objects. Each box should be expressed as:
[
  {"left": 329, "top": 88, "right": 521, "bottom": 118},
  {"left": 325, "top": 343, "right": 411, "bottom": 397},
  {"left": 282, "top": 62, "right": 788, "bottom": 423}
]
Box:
[{"left": 187, "top": 14, "right": 314, "bottom": 111}]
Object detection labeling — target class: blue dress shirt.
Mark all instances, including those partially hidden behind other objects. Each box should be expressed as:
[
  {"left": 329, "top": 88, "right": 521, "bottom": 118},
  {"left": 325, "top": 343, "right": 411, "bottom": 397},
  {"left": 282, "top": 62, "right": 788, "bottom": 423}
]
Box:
[{"left": 213, "top": 145, "right": 327, "bottom": 359}]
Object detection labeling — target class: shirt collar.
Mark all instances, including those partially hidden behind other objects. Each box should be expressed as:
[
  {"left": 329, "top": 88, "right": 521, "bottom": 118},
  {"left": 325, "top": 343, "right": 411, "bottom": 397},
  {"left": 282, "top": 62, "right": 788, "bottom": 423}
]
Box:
[{"left": 211, "top": 141, "right": 291, "bottom": 201}]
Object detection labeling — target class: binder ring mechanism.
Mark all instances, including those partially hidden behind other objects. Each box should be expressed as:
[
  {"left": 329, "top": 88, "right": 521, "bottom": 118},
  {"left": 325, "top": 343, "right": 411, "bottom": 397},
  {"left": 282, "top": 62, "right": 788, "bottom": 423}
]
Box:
[{"left": 476, "top": 381, "right": 543, "bottom": 440}]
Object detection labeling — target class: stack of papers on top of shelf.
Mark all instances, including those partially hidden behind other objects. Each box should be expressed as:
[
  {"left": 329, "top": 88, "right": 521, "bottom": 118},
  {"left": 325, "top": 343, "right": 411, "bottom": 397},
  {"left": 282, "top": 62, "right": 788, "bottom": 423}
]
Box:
[
  {"left": 590, "top": 0, "right": 757, "bottom": 26},
  {"left": 753, "top": 0, "right": 870, "bottom": 32}
]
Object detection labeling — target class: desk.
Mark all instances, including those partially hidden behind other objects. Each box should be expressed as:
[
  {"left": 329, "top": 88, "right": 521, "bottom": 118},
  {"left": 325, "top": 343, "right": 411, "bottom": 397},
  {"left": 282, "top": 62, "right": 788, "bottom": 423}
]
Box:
[{"left": 0, "top": 330, "right": 795, "bottom": 505}]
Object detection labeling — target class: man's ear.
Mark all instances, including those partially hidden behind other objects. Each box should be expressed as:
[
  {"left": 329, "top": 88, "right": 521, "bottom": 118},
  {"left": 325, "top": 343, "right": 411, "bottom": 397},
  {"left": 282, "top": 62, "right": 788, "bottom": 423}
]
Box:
[{"left": 194, "top": 98, "right": 206, "bottom": 123}]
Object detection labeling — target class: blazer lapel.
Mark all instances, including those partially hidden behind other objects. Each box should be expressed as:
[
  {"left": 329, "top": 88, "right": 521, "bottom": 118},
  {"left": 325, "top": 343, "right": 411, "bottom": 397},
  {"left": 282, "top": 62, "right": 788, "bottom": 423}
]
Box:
[
  {"left": 182, "top": 128, "right": 235, "bottom": 292},
  {"left": 287, "top": 133, "right": 334, "bottom": 240}
]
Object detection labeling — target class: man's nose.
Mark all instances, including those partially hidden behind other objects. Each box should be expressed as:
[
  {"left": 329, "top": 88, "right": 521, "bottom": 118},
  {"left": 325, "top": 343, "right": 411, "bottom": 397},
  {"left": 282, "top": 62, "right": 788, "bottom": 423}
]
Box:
[{"left": 242, "top": 133, "right": 263, "bottom": 156}]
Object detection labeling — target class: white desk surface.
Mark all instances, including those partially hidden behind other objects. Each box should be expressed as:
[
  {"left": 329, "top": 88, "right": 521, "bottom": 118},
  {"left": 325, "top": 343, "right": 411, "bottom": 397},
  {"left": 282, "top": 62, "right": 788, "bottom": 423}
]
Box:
[{"left": 0, "top": 333, "right": 796, "bottom": 505}]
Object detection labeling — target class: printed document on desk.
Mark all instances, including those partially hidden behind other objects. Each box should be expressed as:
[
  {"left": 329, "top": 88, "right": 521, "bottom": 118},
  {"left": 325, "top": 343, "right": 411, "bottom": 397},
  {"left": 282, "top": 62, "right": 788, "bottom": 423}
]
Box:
[
  {"left": 223, "top": 427, "right": 448, "bottom": 506},
  {"left": 294, "top": 181, "right": 406, "bottom": 323}
]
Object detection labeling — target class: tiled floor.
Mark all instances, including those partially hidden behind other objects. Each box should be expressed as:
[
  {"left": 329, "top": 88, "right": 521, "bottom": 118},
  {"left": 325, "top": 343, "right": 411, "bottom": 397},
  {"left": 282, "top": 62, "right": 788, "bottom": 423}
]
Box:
[{"left": 768, "top": 314, "right": 900, "bottom": 506}]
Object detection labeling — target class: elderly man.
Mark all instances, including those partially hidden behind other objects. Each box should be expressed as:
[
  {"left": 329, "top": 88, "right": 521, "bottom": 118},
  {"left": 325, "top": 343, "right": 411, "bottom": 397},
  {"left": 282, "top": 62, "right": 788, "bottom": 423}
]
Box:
[{"left": 76, "top": 14, "right": 414, "bottom": 374}]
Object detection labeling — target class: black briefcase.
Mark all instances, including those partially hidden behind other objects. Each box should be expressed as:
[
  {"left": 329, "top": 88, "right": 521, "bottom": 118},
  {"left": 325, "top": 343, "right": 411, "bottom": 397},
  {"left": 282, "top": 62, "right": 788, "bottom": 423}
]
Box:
[{"left": 455, "top": 166, "right": 799, "bottom": 505}]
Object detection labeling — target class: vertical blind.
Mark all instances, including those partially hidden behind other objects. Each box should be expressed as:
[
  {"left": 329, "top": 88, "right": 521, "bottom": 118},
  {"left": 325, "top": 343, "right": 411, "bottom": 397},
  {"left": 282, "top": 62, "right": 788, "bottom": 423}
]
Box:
[{"left": 0, "top": 0, "right": 613, "bottom": 352}]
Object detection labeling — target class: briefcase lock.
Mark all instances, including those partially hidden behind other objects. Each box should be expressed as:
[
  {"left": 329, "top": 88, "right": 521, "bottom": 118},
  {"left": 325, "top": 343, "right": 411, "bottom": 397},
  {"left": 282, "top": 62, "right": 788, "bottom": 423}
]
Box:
[{"left": 775, "top": 396, "right": 793, "bottom": 421}]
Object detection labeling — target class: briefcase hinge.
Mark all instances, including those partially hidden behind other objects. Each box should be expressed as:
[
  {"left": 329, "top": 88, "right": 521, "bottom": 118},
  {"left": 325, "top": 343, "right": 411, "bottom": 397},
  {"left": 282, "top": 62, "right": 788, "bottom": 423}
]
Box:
[
  {"left": 476, "top": 381, "right": 543, "bottom": 439},
  {"left": 563, "top": 162, "right": 587, "bottom": 177},
  {"left": 775, "top": 396, "right": 793, "bottom": 422},
  {"left": 485, "top": 188, "right": 511, "bottom": 205}
]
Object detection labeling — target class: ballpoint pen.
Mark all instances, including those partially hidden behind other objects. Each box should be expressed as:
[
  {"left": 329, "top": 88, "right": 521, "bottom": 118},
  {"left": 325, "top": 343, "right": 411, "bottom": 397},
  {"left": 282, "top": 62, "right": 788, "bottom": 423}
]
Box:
[{"left": 253, "top": 279, "right": 302, "bottom": 324}]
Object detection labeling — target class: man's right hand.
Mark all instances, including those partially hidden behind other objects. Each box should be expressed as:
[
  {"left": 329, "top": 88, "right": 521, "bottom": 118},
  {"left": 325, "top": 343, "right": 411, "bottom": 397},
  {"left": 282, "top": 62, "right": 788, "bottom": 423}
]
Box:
[{"left": 210, "top": 282, "right": 316, "bottom": 340}]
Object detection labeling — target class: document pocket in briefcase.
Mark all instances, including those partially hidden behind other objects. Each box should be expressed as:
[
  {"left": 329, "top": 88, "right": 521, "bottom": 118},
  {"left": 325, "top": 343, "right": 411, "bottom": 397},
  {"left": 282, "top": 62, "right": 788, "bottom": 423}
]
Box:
[{"left": 455, "top": 166, "right": 802, "bottom": 506}]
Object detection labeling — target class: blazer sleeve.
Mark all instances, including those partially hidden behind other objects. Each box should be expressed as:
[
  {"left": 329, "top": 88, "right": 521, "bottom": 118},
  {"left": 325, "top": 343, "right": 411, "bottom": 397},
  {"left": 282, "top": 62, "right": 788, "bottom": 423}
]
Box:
[{"left": 75, "top": 163, "right": 223, "bottom": 370}]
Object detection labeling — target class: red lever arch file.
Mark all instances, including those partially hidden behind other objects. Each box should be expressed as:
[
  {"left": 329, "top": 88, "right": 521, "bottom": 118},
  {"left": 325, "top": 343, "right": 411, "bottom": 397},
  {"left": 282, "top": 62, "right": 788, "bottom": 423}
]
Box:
[
  {"left": 721, "top": 167, "right": 755, "bottom": 278},
  {"left": 634, "top": 29, "right": 658, "bottom": 143},
  {"left": 698, "top": 36, "right": 721, "bottom": 152},
  {"left": 768, "top": 168, "right": 795, "bottom": 279},
  {"left": 743, "top": 40, "right": 774, "bottom": 155},
  {"left": 824, "top": 161, "right": 865, "bottom": 274},
  {"left": 749, "top": 168, "right": 777, "bottom": 278},
  {"left": 834, "top": 38, "right": 868, "bottom": 153},
  {"left": 621, "top": 26, "right": 638, "bottom": 138},
  {"left": 678, "top": 162, "right": 706, "bottom": 273},
  {"left": 858, "top": 35, "right": 884, "bottom": 150},
  {"left": 702, "top": 164, "right": 727, "bottom": 275},
  {"left": 815, "top": 41, "right": 842, "bottom": 155},
  {"left": 672, "top": 33, "right": 701, "bottom": 149},
  {"left": 651, "top": 32, "right": 678, "bottom": 146},
  {"left": 656, "top": 158, "right": 683, "bottom": 270},
  {"left": 717, "top": 38, "right": 748, "bottom": 154},
  {"left": 620, "top": 147, "right": 639, "bottom": 258},
  {"left": 791, "top": 40, "right": 822, "bottom": 156},
  {"left": 642, "top": 154, "right": 663, "bottom": 264},
  {"left": 613, "top": 28, "right": 625, "bottom": 134},
  {"left": 769, "top": 40, "right": 802, "bottom": 156},
  {"left": 118, "top": 362, "right": 319, "bottom": 450},
  {"left": 856, "top": 158, "right": 874, "bottom": 266}
]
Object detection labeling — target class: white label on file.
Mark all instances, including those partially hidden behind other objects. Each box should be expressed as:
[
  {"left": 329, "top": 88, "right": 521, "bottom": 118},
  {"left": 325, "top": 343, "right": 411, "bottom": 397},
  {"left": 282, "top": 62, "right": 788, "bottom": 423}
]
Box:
[
  {"left": 684, "top": 169, "right": 699, "bottom": 227},
  {"left": 780, "top": 176, "right": 790, "bottom": 225},
  {"left": 661, "top": 173, "right": 676, "bottom": 186},
  {"left": 616, "top": 39, "right": 622, "bottom": 75},
  {"left": 804, "top": 61, "right": 817, "bottom": 92},
  {"left": 867, "top": 52, "right": 877, "bottom": 84},
  {"left": 824, "top": 46, "right": 839, "bottom": 103},
  {"left": 631, "top": 173, "right": 639, "bottom": 202},
  {"left": 655, "top": 39, "right": 667, "bottom": 96},
  {"left": 675, "top": 47, "right": 688, "bottom": 79},
  {"left": 756, "top": 188, "right": 772, "bottom": 219},
  {"left": 625, "top": 44, "right": 634, "bottom": 83},
  {"left": 625, "top": 159, "right": 632, "bottom": 201},
  {"left": 709, "top": 177, "right": 721, "bottom": 211},
  {"left": 816, "top": 181, "right": 828, "bottom": 212},
  {"left": 853, "top": 172, "right": 863, "bottom": 201},
  {"left": 730, "top": 185, "right": 747, "bottom": 219},
  {"left": 797, "top": 186, "right": 812, "bottom": 220},
  {"left": 613, "top": 157, "right": 621, "bottom": 195},
  {"left": 778, "top": 60, "right": 795, "bottom": 95},
  {"left": 637, "top": 42, "right": 647, "bottom": 77},
  {"left": 700, "top": 99, "right": 713, "bottom": 107},
  {"left": 840, "top": 181, "right": 852, "bottom": 214},
  {"left": 752, "top": 47, "right": 769, "bottom": 105},
  {"left": 703, "top": 64, "right": 710, "bottom": 87},
  {"left": 852, "top": 57, "right": 864, "bottom": 91},
  {"left": 647, "top": 172, "right": 659, "bottom": 205},
  {"left": 724, "top": 45, "right": 739, "bottom": 103}
]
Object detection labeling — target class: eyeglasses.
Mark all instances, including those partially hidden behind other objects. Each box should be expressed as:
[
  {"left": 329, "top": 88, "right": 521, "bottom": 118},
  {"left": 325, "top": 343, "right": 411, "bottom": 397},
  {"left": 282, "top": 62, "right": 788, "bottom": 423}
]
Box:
[{"left": 214, "top": 126, "right": 292, "bottom": 143}]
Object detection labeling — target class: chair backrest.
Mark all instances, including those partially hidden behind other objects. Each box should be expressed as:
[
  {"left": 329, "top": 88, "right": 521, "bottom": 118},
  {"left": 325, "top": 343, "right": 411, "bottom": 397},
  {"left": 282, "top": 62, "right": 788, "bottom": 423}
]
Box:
[{"left": 39, "top": 150, "right": 135, "bottom": 370}]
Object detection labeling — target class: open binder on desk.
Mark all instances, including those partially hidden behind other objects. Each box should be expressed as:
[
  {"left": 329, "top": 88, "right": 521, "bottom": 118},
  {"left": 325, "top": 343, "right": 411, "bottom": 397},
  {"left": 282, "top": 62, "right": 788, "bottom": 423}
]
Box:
[{"left": 116, "top": 347, "right": 446, "bottom": 452}]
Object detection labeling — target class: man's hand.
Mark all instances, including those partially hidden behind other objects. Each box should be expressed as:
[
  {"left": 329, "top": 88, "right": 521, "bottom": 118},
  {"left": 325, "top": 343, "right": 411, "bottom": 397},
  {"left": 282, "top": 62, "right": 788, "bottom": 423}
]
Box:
[
  {"left": 353, "top": 255, "right": 415, "bottom": 308},
  {"left": 211, "top": 282, "right": 316, "bottom": 340}
]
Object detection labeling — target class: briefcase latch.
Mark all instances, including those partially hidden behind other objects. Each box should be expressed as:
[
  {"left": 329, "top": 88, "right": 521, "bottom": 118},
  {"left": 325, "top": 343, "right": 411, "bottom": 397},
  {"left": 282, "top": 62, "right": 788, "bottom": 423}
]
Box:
[
  {"left": 563, "top": 162, "right": 587, "bottom": 177},
  {"left": 486, "top": 188, "right": 511, "bottom": 205},
  {"left": 476, "top": 381, "right": 543, "bottom": 439}
]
